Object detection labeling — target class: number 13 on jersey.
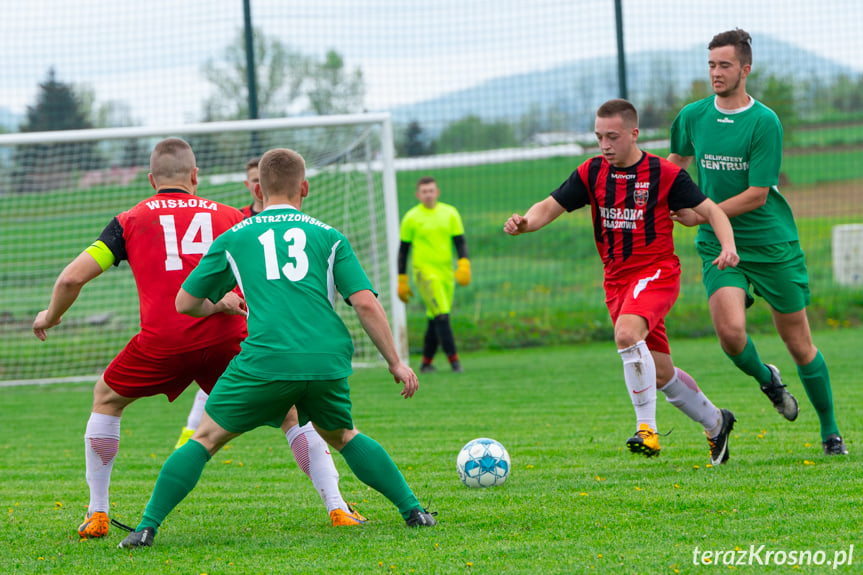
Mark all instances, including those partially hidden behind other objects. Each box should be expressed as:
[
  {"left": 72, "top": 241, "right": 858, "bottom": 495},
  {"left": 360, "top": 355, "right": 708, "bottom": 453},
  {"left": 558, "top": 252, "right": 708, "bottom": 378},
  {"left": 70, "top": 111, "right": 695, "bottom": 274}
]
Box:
[{"left": 259, "top": 227, "right": 309, "bottom": 281}]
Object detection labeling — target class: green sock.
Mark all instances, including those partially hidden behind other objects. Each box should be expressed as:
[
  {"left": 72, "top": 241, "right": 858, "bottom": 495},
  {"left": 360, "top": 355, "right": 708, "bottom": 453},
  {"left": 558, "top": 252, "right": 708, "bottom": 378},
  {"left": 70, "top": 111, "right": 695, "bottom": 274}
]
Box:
[
  {"left": 339, "top": 433, "right": 420, "bottom": 520},
  {"left": 796, "top": 351, "right": 839, "bottom": 440},
  {"left": 137, "top": 439, "right": 211, "bottom": 532},
  {"left": 725, "top": 335, "right": 771, "bottom": 386}
]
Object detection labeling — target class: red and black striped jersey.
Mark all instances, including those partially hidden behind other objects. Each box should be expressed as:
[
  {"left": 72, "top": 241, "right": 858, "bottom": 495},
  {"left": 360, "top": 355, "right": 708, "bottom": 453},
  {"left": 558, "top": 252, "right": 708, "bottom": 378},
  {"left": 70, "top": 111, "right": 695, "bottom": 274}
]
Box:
[
  {"left": 97, "top": 189, "right": 247, "bottom": 353},
  {"left": 240, "top": 203, "right": 259, "bottom": 219},
  {"left": 551, "top": 151, "right": 706, "bottom": 280}
]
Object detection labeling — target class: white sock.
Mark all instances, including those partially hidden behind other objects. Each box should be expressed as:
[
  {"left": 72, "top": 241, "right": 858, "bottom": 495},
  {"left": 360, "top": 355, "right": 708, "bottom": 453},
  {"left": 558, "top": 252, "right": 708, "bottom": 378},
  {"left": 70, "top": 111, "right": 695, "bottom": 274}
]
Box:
[
  {"left": 84, "top": 412, "right": 121, "bottom": 514},
  {"left": 185, "top": 388, "right": 209, "bottom": 430},
  {"left": 661, "top": 368, "right": 723, "bottom": 437},
  {"left": 285, "top": 423, "right": 347, "bottom": 513},
  {"left": 619, "top": 340, "right": 657, "bottom": 431}
]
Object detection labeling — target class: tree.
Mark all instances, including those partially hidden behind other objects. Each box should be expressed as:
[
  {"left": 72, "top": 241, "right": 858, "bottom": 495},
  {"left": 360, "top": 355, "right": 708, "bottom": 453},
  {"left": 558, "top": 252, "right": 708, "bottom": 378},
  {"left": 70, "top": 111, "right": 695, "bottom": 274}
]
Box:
[
  {"left": 306, "top": 50, "right": 365, "bottom": 115},
  {"left": 398, "top": 121, "right": 429, "bottom": 157},
  {"left": 434, "top": 115, "right": 518, "bottom": 154},
  {"left": 15, "top": 68, "right": 101, "bottom": 191},
  {"left": 201, "top": 27, "right": 308, "bottom": 121},
  {"left": 20, "top": 68, "right": 92, "bottom": 133}
]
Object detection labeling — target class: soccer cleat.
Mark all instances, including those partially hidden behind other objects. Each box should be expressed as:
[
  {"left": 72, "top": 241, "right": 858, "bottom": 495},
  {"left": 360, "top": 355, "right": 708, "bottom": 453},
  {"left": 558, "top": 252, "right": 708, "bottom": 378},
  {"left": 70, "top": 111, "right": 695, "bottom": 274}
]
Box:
[
  {"left": 330, "top": 506, "right": 367, "bottom": 526},
  {"left": 450, "top": 361, "right": 463, "bottom": 373},
  {"left": 706, "top": 409, "right": 736, "bottom": 465},
  {"left": 419, "top": 364, "right": 436, "bottom": 374},
  {"left": 760, "top": 364, "right": 799, "bottom": 421},
  {"left": 78, "top": 510, "right": 110, "bottom": 538},
  {"left": 405, "top": 507, "right": 437, "bottom": 527},
  {"left": 117, "top": 527, "right": 156, "bottom": 549},
  {"left": 822, "top": 434, "right": 849, "bottom": 455},
  {"left": 626, "top": 423, "right": 661, "bottom": 457},
  {"left": 174, "top": 426, "right": 195, "bottom": 450}
]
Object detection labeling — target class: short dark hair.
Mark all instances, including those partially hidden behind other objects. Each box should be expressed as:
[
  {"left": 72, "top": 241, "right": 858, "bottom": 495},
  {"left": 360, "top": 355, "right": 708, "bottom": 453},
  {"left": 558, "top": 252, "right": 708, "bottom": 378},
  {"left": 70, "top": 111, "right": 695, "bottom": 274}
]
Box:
[
  {"left": 596, "top": 99, "right": 638, "bottom": 128},
  {"left": 709, "top": 28, "right": 753, "bottom": 67},
  {"left": 416, "top": 176, "right": 436, "bottom": 188},
  {"left": 245, "top": 157, "right": 260, "bottom": 171}
]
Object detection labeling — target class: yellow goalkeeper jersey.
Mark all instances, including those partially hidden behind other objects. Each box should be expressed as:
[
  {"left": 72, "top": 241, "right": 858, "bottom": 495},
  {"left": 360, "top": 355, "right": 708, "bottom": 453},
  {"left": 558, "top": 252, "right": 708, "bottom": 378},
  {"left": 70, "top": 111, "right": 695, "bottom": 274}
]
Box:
[{"left": 400, "top": 202, "right": 465, "bottom": 273}]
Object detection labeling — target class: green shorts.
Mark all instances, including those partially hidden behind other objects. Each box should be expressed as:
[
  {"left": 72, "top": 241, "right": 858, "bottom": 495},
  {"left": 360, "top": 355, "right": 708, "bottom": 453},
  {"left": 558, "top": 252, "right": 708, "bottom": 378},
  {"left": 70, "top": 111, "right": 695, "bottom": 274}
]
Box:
[
  {"left": 414, "top": 266, "right": 454, "bottom": 318},
  {"left": 697, "top": 240, "right": 810, "bottom": 314},
  {"left": 205, "top": 360, "right": 354, "bottom": 434}
]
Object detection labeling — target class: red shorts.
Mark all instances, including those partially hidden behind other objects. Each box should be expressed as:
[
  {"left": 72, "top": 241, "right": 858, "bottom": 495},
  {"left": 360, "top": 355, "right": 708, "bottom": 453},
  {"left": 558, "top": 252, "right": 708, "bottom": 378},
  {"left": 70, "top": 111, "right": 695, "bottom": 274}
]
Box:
[
  {"left": 604, "top": 260, "right": 680, "bottom": 355},
  {"left": 103, "top": 334, "right": 242, "bottom": 401}
]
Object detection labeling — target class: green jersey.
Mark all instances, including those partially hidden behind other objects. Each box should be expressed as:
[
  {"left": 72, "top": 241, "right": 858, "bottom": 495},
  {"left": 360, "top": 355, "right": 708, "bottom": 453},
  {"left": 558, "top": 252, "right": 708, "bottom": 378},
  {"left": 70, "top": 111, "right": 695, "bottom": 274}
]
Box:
[
  {"left": 182, "top": 204, "right": 374, "bottom": 380},
  {"left": 670, "top": 96, "right": 798, "bottom": 246},
  {"left": 400, "top": 202, "right": 465, "bottom": 273}
]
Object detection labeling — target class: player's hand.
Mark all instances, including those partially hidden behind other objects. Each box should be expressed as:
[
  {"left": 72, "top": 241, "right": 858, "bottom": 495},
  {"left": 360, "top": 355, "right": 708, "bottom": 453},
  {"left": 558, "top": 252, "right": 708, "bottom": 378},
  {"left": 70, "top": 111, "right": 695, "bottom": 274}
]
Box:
[
  {"left": 503, "top": 213, "right": 529, "bottom": 235},
  {"left": 389, "top": 361, "right": 419, "bottom": 398},
  {"left": 670, "top": 208, "right": 703, "bottom": 227},
  {"left": 33, "top": 310, "right": 61, "bottom": 341},
  {"left": 712, "top": 249, "right": 740, "bottom": 271},
  {"left": 216, "top": 292, "right": 248, "bottom": 316},
  {"left": 454, "top": 258, "right": 471, "bottom": 286},
  {"left": 397, "top": 274, "right": 412, "bottom": 303}
]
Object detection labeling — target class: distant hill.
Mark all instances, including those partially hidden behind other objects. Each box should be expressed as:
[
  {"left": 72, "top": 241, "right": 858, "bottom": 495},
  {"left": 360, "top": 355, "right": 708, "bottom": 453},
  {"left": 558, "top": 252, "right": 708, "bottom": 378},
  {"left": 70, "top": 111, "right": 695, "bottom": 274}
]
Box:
[{"left": 388, "top": 35, "right": 858, "bottom": 135}]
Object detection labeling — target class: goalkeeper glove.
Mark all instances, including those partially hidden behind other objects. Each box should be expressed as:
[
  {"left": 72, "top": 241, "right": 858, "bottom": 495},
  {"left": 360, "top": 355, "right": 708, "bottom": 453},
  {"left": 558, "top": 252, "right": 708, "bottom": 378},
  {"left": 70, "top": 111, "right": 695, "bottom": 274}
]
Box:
[
  {"left": 454, "top": 258, "right": 471, "bottom": 286},
  {"left": 397, "top": 274, "right": 413, "bottom": 303}
]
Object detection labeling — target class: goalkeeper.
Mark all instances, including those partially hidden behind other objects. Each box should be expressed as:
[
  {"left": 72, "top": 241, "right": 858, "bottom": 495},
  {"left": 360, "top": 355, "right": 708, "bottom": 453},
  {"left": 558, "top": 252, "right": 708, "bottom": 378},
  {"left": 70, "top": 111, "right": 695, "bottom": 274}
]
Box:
[{"left": 398, "top": 176, "right": 470, "bottom": 373}]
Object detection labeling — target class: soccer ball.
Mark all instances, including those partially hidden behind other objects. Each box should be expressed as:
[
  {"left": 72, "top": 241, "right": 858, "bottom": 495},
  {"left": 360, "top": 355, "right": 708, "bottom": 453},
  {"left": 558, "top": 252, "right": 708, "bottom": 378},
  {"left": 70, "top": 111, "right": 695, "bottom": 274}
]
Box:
[{"left": 456, "top": 437, "right": 511, "bottom": 488}]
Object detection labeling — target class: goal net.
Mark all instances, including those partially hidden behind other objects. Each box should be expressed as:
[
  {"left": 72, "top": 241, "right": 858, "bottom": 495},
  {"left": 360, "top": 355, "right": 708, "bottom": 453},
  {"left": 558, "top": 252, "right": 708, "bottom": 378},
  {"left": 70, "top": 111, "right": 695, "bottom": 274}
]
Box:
[{"left": 0, "top": 113, "right": 405, "bottom": 385}]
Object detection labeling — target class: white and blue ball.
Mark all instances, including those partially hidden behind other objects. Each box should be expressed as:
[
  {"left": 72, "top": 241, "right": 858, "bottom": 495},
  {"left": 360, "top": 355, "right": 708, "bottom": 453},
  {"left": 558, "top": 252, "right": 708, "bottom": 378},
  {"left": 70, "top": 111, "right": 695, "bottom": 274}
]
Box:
[{"left": 456, "top": 437, "right": 511, "bottom": 488}]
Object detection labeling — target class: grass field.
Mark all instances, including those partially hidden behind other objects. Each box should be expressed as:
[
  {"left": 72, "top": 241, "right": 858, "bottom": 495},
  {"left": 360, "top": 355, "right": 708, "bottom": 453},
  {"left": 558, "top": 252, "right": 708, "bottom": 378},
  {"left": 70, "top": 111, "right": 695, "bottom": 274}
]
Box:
[{"left": 1, "top": 328, "right": 859, "bottom": 574}]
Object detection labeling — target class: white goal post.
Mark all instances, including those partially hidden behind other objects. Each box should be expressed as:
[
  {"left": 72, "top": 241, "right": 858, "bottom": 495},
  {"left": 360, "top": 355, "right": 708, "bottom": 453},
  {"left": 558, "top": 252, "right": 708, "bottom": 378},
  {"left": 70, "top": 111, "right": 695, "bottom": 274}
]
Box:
[{"left": 0, "top": 113, "right": 406, "bottom": 385}]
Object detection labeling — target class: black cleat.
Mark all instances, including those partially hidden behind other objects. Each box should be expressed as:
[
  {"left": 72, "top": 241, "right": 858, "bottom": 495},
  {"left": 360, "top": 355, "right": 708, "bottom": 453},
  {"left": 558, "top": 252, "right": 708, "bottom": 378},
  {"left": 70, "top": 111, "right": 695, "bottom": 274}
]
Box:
[
  {"left": 117, "top": 527, "right": 156, "bottom": 549},
  {"left": 405, "top": 508, "right": 437, "bottom": 527},
  {"left": 707, "top": 409, "right": 736, "bottom": 465},
  {"left": 760, "top": 364, "right": 799, "bottom": 421},
  {"left": 822, "top": 434, "right": 849, "bottom": 455},
  {"left": 419, "top": 364, "right": 436, "bottom": 374},
  {"left": 450, "top": 361, "right": 463, "bottom": 373}
]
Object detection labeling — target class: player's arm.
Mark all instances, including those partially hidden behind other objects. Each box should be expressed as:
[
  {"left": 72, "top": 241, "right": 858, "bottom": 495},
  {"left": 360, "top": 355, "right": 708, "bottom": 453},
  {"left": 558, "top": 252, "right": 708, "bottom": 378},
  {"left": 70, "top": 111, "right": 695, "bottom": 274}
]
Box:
[
  {"left": 672, "top": 184, "right": 771, "bottom": 226},
  {"left": 175, "top": 288, "right": 247, "bottom": 318},
  {"left": 453, "top": 235, "right": 470, "bottom": 286},
  {"left": 397, "top": 241, "right": 413, "bottom": 302},
  {"left": 691, "top": 198, "right": 739, "bottom": 270},
  {"left": 667, "top": 153, "right": 693, "bottom": 170},
  {"left": 503, "top": 196, "right": 566, "bottom": 235},
  {"left": 348, "top": 288, "right": 418, "bottom": 399},
  {"left": 33, "top": 250, "right": 106, "bottom": 341}
]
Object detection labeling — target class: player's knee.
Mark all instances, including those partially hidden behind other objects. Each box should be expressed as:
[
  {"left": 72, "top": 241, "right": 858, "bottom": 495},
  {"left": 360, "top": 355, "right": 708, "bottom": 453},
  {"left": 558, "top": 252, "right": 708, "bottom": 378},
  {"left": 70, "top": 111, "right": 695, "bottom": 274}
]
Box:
[{"left": 614, "top": 329, "right": 641, "bottom": 350}]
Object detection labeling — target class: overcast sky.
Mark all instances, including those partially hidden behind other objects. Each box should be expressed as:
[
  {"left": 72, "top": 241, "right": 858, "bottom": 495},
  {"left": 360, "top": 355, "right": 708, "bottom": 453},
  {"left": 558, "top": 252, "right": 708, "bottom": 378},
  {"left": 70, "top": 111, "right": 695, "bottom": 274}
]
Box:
[{"left": 1, "top": 0, "right": 861, "bottom": 127}]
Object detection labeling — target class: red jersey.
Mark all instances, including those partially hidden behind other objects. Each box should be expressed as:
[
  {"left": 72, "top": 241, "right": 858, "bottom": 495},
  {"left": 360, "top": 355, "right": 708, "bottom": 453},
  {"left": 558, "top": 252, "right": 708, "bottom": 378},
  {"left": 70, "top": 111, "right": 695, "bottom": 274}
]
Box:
[
  {"left": 97, "top": 189, "right": 247, "bottom": 353},
  {"left": 551, "top": 151, "right": 706, "bottom": 281}
]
